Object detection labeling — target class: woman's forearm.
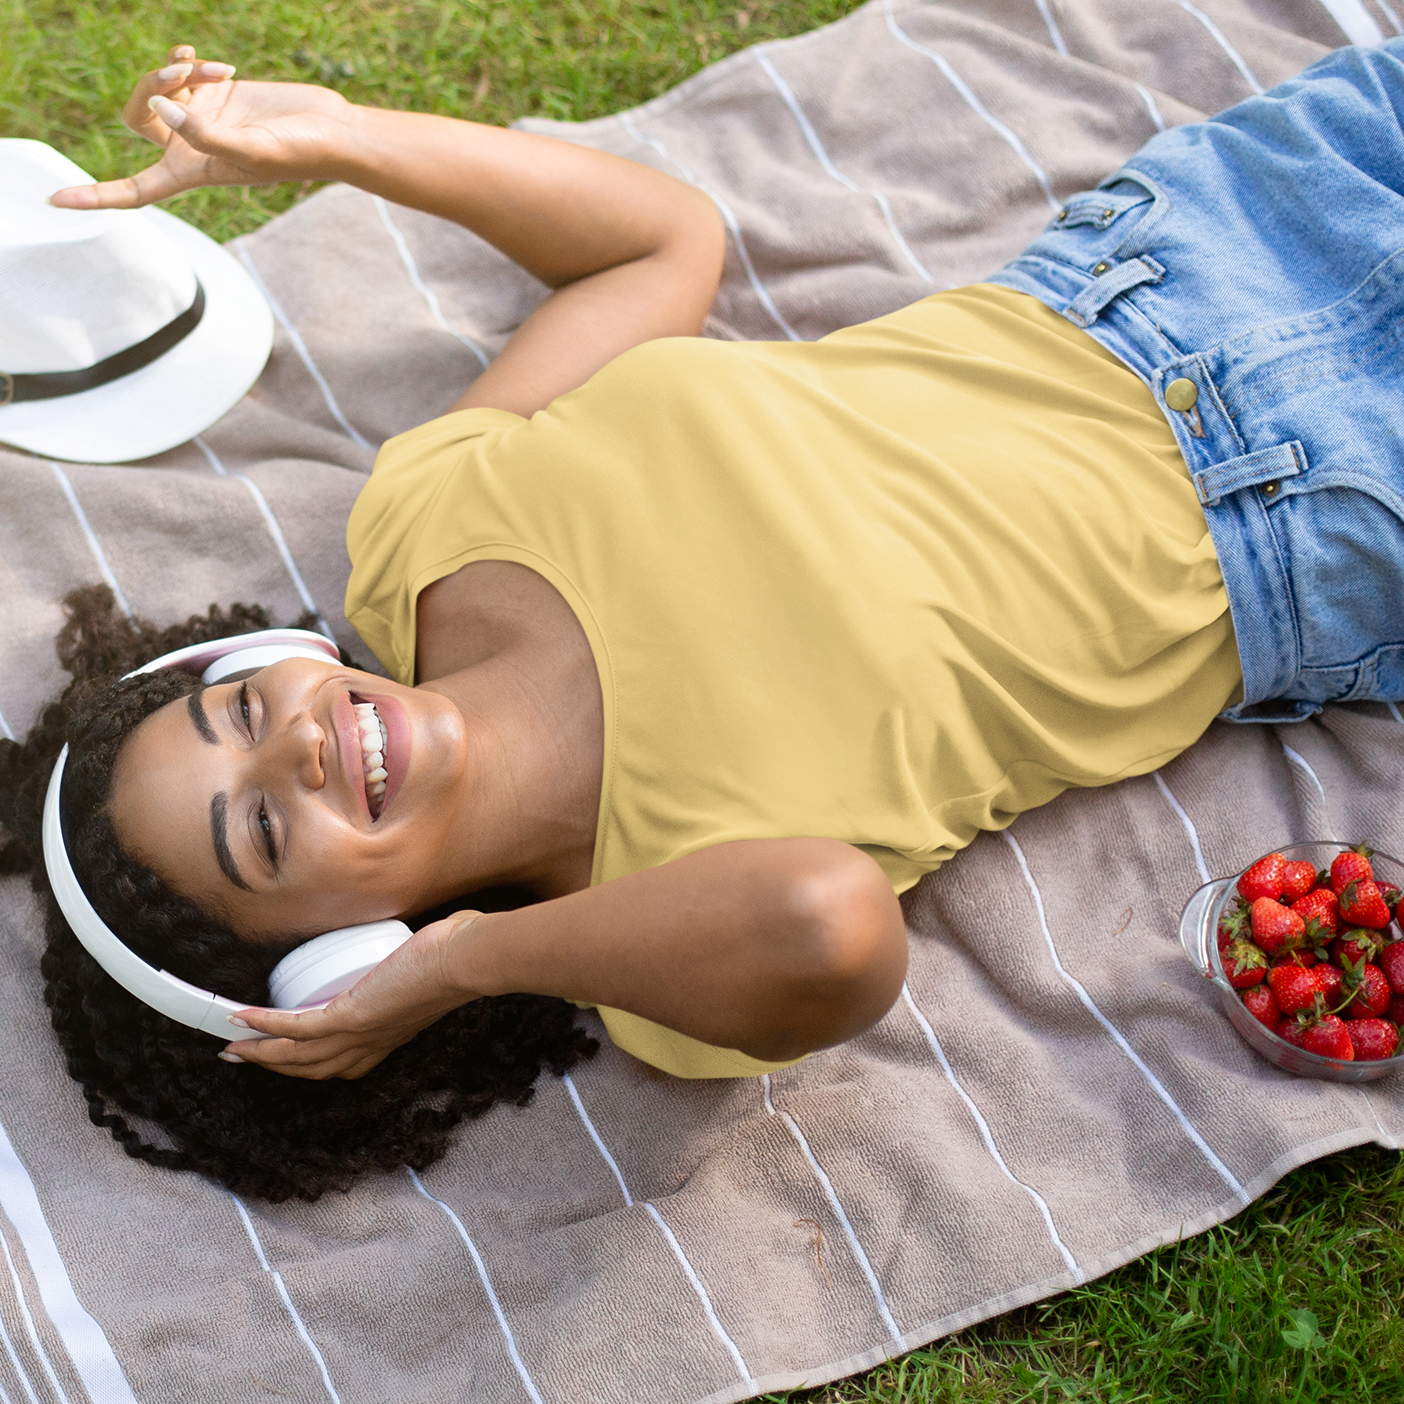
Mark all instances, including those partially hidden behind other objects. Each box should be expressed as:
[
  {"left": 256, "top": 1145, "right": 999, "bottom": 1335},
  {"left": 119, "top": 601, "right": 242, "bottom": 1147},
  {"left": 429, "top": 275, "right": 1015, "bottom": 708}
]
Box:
[
  {"left": 224, "top": 838, "right": 905, "bottom": 1082},
  {"left": 330, "top": 107, "right": 719, "bottom": 293},
  {"left": 446, "top": 839, "right": 909, "bottom": 1062}
]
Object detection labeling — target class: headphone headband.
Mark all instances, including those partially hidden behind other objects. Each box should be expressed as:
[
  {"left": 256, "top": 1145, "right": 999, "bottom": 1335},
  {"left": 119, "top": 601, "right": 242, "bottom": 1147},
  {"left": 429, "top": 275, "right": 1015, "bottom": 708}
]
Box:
[
  {"left": 40, "top": 629, "right": 410, "bottom": 1041},
  {"left": 126, "top": 628, "right": 338, "bottom": 681}
]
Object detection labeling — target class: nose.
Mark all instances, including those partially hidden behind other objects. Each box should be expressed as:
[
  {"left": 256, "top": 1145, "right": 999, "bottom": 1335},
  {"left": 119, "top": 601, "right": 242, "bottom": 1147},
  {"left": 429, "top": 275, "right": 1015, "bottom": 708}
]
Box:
[{"left": 267, "top": 708, "right": 326, "bottom": 790}]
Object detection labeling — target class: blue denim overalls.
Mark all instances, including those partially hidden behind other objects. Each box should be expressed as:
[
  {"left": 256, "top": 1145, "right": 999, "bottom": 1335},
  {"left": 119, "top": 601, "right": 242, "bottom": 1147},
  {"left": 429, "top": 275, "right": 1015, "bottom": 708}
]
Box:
[{"left": 989, "top": 39, "right": 1404, "bottom": 722}]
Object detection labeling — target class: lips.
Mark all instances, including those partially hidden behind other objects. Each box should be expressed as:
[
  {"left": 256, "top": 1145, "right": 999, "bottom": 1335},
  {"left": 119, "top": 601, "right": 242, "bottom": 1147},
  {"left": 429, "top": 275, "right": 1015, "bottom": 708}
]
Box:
[
  {"left": 347, "top": 690, "right": 410, "bottom": 821},
  {"left": 334, "top": 690, "right": 374, "bottom": 820},
  {"left": 353, "top": 701, "right": 389, "bottom": 815}
]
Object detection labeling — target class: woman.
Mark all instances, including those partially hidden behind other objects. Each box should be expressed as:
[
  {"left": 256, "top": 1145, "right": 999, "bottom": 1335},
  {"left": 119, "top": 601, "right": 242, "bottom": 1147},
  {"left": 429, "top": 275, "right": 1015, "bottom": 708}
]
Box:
[{"left": 4, "top": 39, "right": 1402, "bottom": 1200}]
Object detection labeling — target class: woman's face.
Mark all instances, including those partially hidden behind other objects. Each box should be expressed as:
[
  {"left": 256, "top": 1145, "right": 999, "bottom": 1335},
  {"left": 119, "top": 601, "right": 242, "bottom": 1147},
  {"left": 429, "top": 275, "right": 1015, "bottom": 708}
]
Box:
[{"left": 108, "top": 659, "right": 471, "bottom": 940}]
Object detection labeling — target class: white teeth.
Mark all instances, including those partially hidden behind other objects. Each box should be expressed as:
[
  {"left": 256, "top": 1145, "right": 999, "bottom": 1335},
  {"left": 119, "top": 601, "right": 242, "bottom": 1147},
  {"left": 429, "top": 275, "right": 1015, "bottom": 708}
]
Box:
[{"left": 352, "top": 701, "right": 390, "bottom": 816}]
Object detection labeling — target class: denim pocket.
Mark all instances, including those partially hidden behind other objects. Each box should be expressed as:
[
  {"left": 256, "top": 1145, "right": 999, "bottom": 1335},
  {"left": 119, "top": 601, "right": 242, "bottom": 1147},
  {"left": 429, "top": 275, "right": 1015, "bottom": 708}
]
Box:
[
  {"left": 1048, "top": 186, "right": 1152, "bottom": 232},
  {"left": 1193, "top": 253, "right": 1404, "bottom": 705}
]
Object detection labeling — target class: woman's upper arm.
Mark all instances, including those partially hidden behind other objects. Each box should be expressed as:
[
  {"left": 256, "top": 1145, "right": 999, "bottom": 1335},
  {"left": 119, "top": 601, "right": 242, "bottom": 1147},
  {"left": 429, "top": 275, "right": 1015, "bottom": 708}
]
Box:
[{"left": 446, "top": 194, "right": 725, "bottom": 418}]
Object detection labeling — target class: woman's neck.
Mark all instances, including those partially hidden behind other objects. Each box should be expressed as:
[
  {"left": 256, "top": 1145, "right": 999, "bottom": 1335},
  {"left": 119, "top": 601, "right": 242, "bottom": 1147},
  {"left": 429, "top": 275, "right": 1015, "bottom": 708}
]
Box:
[{"left": 415, "top": 559, "right": 604, "bottom": 901}]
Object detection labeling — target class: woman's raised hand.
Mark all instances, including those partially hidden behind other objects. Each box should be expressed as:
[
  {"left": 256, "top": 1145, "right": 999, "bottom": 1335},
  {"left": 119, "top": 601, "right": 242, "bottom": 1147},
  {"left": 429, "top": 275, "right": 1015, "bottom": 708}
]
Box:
[
  {"left": 220, "top": 910, "right": 490, "bottom": 1081},
  {"left": 49, "top": 44, "right": 353, "bottom": 210}
]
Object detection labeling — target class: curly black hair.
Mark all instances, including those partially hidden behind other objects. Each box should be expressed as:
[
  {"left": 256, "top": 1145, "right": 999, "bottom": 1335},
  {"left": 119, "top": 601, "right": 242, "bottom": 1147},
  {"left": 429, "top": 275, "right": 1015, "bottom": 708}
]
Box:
[{"left": 0, "top": 585, "right": 595, "bottom": 1203}]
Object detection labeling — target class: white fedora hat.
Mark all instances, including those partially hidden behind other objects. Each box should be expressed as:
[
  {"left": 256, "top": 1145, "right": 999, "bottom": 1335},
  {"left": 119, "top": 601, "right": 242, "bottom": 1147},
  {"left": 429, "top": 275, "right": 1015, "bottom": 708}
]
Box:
[{"left": 0, "top": 139, "right": 274, "bottom": 464}]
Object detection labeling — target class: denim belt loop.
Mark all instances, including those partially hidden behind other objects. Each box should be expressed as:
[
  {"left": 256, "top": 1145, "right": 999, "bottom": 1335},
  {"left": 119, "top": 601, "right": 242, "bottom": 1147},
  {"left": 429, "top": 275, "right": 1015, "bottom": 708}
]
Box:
[
  {"left": 1063, "top": 255, "right": 1165, "bottom": 328},
  {"left": 1218, "top": 697, "right": 1324, "bottom": 725},
  {"left": 1193, "top": 442, "right": 1308, "bottom": 508}
]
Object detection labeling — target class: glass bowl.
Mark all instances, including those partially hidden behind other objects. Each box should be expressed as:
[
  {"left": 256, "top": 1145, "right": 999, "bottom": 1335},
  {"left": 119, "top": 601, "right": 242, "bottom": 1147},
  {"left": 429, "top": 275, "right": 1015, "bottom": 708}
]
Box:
[{"left": 1178, "top": 840, "right": 1404, "bottom": 1082}]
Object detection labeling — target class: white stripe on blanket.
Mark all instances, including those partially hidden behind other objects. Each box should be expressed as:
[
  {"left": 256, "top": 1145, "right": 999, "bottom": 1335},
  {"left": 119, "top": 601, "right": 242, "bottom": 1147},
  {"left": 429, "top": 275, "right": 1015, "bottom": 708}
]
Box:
[{"left": 0, "top": 1118, "right": 137, "bottom": 1403}]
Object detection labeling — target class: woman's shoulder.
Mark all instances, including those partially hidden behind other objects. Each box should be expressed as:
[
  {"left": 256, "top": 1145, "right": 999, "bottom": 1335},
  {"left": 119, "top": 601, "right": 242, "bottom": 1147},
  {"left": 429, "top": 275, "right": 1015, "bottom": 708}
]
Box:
[
  {"left": 373, "top": 405, "right": 526, "bottom": 488},
  {"left": 344, "top": 407, "right": 524, "bottom": 679},
  {"left": 350, "top": 405, "right": 522, "bottom": 549}
]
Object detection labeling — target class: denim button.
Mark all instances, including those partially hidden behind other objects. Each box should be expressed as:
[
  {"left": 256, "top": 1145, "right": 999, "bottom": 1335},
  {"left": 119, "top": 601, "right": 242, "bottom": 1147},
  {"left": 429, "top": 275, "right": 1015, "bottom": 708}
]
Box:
[
  {"left": 1092, "top": 260, "right": 1111, "bottom": 275},
  {"left": 1165, "top": 378, "right": 1199, "bottom": 411}
]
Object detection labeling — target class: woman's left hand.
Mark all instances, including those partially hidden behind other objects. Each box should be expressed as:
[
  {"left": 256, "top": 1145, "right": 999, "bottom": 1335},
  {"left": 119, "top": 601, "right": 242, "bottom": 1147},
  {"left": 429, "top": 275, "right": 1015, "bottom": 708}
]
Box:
[{"left": 222, "top": 910, "right": 486, "bottom": 1080}]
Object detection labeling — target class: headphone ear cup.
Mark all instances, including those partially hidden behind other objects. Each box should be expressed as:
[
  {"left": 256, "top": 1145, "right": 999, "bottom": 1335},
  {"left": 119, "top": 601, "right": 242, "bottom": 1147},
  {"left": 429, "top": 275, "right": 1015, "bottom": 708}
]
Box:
[{"left": 268, "top": 920, "right": 412, "bottom": 1009}]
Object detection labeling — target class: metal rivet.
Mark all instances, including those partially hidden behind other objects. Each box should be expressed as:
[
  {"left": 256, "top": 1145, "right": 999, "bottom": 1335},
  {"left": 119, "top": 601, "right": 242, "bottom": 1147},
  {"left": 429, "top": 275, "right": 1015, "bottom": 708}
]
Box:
[
  {"left": 1165, "top": 377, "right": 1198, "bottom": 412},
  {"left": 1262, "top": 480, "right": 1280, "bottom": 497},
  {"left": 1102, "top": 207, "right": 1115, "bottom": 219},
  {"left": 1091, "top": 260, "right": 1110, "bottom": 276},
  {"left": 1056, "top": 209, "right": 1068, "bottom": 222}
]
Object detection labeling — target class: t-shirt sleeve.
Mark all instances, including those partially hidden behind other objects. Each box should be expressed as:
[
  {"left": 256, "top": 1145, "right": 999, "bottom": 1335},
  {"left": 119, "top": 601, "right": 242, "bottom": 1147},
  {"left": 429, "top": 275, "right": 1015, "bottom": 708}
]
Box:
[{"left": 345, "top": 407, "right": 524, "bottom": 682}]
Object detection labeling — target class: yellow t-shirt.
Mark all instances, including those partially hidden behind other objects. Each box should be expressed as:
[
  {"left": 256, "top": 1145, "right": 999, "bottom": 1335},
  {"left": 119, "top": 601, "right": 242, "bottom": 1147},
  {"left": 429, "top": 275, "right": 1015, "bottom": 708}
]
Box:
[{"left": 346, "top": 284, "right": 1241, "bottom": 1078}]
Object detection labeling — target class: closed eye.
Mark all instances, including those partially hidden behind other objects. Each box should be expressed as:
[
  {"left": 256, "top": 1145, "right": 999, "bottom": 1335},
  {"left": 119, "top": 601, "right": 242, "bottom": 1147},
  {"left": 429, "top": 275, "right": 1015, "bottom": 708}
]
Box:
[{"left": 257, "top": 802, "right": 278, "bottom": 870}]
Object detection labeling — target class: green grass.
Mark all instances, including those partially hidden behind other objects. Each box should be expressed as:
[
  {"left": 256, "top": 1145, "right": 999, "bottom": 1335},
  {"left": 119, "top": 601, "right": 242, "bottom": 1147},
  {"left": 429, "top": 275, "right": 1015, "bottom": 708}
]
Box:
[
  {"left": 1, "top": 0, "right": 866, "bottom": 241},
  {"left": 5, "top": 3, "right": 1403, "bottom": 1400},
  {"left": 774, "top": 1144, "right": 1404, "bottom": 1403}
]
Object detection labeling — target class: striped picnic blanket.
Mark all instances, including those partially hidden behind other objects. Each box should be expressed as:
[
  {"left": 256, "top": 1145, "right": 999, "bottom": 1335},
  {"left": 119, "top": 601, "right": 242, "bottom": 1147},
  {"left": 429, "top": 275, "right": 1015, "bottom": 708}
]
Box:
[{"left": 1, "top": 2, "right": 1401, "bottom": 1401}]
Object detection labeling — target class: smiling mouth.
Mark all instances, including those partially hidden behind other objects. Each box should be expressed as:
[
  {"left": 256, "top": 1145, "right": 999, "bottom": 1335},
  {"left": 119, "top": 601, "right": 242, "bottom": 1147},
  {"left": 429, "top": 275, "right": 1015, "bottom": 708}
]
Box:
[{"left": 352, "top": 701, "right": 389, "bottom": 818}]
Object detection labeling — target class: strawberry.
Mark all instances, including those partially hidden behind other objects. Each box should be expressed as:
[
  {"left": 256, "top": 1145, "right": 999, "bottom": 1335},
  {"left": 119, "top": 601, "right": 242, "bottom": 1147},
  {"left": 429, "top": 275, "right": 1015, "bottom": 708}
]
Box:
[
  {"left": 1217, "top": 896, "right": 1251, "bottom": 952},
  {"left": 1223, "top": 940, "right": 1268, "bottom": 988},
  {"left": 1267, "top": 963, "right": 1322, "bottom": 1016},
  {"left": 1277, "top": 1018, "right": 1309, "bottom": 1049},
  {"left": 1251, "top": 897, "right": 1305, "bottom": 956},
  {"left": 1290, "top": 887, "right": 1338, "bottom": 940},
  {"left": 1339, "top": 878, "right": 1391, "bottom": 930},
  {"left": 1238, "top": 852, "right": 1287, "bottom": 902},
  {"left": 1241, "top": 985, "right": 1279, "bottom": 1029},
  {"left": 1346, "top": 1018, "right": 1399, "bottom": 1061},
  {"left": 1330, "top": 844, "right": 1375, "bottom": 895},
  {"left": 1272, "top": 949, "right": 1319, "bottom": 969},
  {"left": 1343, "top": 963, "right": 1391, "bottom": 1020},
  {"left": 1331, "top": 929, "right": 1385, "bottom": 967},
  {"left": 1281, "top": 860, "right": 1317, "bottom": 903},
  {"left": 1302, "top": 1014, "right": 1355, "bottom": 1060},
  {"left": 1378, "top": 881, "right": 1402, "bottom": 917},
  {"left": 1315, "top": 963, "right": 1344, "bottom": 1005},
  {"left": 1388, "top": 994, "right": 1404, "bottom": 1025},
  {"left": 1378, "top": 941, "right": 1404, "bottom": 994}
]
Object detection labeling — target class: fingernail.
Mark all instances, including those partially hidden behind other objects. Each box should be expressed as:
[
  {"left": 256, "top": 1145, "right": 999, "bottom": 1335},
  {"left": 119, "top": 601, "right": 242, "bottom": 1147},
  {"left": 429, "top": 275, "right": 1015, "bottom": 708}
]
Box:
[
  {"left": 148, "top": 95, "right": 186, "bottom": 128},
  {"left": 217, "top": 1052, "right": 244, "bottom": 1064},
  {"left": 200, "top": 62, "right": 236, "bottom": 78},
  {"left": 157, "top": 63, "right": 193, "bottom": 82},
  {"left": 229, "top": 1016, "right": 250, "bottom": 1028}
]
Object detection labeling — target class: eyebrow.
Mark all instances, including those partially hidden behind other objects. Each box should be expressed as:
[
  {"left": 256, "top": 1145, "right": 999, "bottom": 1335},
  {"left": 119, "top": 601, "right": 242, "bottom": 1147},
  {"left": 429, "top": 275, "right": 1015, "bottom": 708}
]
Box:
[
  {"left": 210, "top": 792, "right": 251, "bottom": 891},
  {"left": 187, "top": 689, "right": 218, "bottom": 745}
]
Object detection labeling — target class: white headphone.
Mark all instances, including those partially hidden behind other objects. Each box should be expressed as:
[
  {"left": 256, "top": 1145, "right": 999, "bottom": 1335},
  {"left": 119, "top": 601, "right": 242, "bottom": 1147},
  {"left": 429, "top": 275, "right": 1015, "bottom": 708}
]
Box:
[{"left": 41, "top": 629, "right": 411, "bottom": 1043}]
